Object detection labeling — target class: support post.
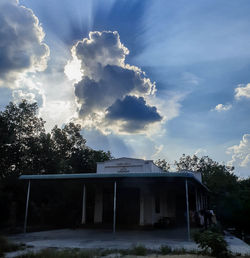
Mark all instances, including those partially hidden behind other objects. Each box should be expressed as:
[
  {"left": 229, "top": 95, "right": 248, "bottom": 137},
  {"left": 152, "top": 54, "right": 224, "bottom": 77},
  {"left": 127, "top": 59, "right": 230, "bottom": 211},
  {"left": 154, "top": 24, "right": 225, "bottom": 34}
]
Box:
[
  {"left": 185, "top": 179, "right": 190, "bottom": 241},
  {"left": 113, "top": 181, "right": 117, "bottom": 234},
  {"left": 139, "top": 189, "right": 144, "bottom": 226},
  {"left": 81, "top": 184, "right": 86, "bottom": 224},
  {"left": 195, "top": 188, "right": 198, "bottom": 211},
  {"left": 24, "top": 180, "right": 31, "bottom": 234}
]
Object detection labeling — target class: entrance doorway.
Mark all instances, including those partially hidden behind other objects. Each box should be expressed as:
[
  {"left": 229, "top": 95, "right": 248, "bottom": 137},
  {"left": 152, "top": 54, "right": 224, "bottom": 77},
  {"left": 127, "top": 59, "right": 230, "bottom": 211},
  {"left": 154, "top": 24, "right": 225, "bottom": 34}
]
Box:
[{"left": 117, "top": 187, "right": 140, "bottom": 226}]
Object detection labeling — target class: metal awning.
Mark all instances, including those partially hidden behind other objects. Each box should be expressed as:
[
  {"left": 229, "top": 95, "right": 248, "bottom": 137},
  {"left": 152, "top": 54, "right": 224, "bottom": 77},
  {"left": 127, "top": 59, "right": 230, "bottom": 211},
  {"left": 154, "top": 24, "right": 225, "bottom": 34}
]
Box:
[{"left": 19, "top": 171, "right": 209, "bottom": 191}]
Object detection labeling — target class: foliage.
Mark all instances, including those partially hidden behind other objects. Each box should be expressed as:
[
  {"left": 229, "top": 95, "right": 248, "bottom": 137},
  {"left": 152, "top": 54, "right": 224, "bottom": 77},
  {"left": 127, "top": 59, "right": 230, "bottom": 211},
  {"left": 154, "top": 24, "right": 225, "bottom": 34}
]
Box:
[
  {"left": 160, "top": 244, "right": 172, "bottom": 254},
  {"left": 130, "top": 244, "right": 147, "bottom": 256},
  {"left": 0, "top": 235, "right": 23, "bottom": 256},
  {"left": 0, "top": 100, "right": 112, "bottom": 178},
  {"left": 155, "top": 159, "right": 170, "bottom": 172},
  {"left": 173, "top": 154, "right": 248, "bottom": 232},
  {"left": 174, "top": 154, "right": 236, "bottom": 189},
  {"left": 0, "top": 100, "right": 45, "bottom": 178},
  {"left": 193, "top": 230, "right": 230, "bottom": 258}
]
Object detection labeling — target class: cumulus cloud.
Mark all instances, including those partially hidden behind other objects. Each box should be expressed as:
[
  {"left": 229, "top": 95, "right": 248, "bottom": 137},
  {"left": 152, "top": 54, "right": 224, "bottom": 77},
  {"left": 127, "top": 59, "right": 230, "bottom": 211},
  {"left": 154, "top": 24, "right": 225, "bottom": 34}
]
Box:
[
  {"left": 68, "top": 31, "right": 160, "bottom": 134},
  {"left": 12, "top": 90, "right": 36, "bottom": 103},
  {"left": 0, "top": 0, "right": 49, "bottom": 88},
  {"left": 10, "top": 74, "right": 46, "bottom": 106},
  {"left": 227, "top": 134, "right": 250, "bottom": 174},
  {"left": 235, "top": 83, "right": 250, "bottom": 99},
  {"left": 212, "top": 103, "right": 232, "bottom": 112},
  {"left": 105, "top": 95, "right": 162, "bottom": 132}
]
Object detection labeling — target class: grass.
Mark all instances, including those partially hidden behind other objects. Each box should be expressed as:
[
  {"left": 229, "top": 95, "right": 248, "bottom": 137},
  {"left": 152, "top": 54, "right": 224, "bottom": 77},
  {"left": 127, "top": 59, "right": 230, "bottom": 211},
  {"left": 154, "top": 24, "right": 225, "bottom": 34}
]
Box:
[
  {"left": 0, "top": 235, "right": 25, "bottom": 257},
  {"left": 13, "top": 244, "right": 250, "bottom": 258},
  {"left": 15, "top": 245, "right": 148, "bottom": 258},
  {"left": 16, "top": 248, "right": 100, "bottom": 258}
]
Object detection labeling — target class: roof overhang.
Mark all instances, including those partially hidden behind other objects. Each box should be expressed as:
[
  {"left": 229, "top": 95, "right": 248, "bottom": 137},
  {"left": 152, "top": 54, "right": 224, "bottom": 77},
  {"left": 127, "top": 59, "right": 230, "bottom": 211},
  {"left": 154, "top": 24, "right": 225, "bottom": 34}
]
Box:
[{"left": 19, "top": 172, "right": 209, "bottom": 191}]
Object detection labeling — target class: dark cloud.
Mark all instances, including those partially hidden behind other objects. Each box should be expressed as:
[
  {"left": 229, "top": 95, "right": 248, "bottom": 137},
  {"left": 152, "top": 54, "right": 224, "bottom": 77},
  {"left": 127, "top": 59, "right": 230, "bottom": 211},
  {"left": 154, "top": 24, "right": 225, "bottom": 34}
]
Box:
[
  {"left": 0, "top": 0, "right": 49, "bottom": 88},
  {"left": 75, "top": 64, "right": 153, "bottom": 118},
  {"left": 106, "top": 95, "right": 162, "bottom": 132}
]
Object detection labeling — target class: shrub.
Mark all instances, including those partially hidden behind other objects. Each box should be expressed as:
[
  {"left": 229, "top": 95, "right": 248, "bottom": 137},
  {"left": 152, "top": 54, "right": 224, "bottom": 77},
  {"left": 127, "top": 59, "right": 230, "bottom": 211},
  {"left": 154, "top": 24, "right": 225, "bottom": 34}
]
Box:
[
  {"left": 0, "top": 235, "right": 22, "bottom": 256},
  {"left": 193, "top": 230, "right": 230, "bottom": 258},
  {"left": 160, "top": 245, "right": 172, "bottom": 255},
  {"left": 130, "top": 244, "right": 147, "bottom": 256}
]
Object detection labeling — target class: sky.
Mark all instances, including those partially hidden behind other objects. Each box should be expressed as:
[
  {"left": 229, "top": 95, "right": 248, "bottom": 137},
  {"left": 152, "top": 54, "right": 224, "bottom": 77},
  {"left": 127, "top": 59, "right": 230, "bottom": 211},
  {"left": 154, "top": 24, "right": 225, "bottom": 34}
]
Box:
[{"left": 1, "top": 0, "right": 250, "bottom": 177}]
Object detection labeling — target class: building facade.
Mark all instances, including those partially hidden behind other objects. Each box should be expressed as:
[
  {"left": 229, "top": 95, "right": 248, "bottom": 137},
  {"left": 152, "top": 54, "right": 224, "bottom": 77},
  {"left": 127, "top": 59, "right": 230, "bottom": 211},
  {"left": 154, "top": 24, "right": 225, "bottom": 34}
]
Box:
[{"left": 20, "top": 157, "right": 209, "bottom": 240}]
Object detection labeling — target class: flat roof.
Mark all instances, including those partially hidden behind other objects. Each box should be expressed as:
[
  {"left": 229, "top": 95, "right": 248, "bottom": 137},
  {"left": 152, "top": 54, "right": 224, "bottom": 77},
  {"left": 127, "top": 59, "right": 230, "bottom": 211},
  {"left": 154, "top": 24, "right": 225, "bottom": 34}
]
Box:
[
  {"left": 19, "top": 172, "right": 195, "bottom": 180},
  {"left": 19, "top": 172, "right": 209, "bottom": 191}
]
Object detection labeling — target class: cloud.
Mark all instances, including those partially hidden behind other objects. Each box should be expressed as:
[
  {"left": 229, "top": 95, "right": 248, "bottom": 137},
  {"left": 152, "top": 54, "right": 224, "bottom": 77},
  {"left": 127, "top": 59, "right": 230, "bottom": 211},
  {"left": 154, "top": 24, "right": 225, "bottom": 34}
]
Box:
[
  {"left": 67, "top": 31, "right": 160, "bottom": 134},
  {"left": 105, "top": 95, "right": 162, "bottom": 133},
  {"left": 235, "top": 83, "right": 250, "bottom": 99},
  {"left": 212, "top": 103, "right": 232, "bottom": 112},
  {"left": 227, "top": 134, "right": 250, "bottom": 176},
  {"left": 152, "top": 144, "right": 164, "bottom": 159},
  {"left": 0, "top": 0, "right": 49, "bottom": 88},
  {"left": 12, "top": 90, "right": 36, "bottom": 103},
  {"left": 194, "top": 148, "right": 207, "bottom": 156},
  {"left": 39, "top": 100, "right": 77, "bottom": 131}
]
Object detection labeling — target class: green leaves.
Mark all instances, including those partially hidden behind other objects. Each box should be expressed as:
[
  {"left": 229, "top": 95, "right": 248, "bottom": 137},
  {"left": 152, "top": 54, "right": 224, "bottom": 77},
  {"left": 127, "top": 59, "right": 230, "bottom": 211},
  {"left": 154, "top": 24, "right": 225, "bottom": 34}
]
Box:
[
  {"left": 0, "top": 100, "right": 112, "bottom": 177},
  {"left": 155, "top": 159, "right": 170, "bottom": 172},
  {"left": 193, "top": 230, "right": 229, "bottom": 258}
]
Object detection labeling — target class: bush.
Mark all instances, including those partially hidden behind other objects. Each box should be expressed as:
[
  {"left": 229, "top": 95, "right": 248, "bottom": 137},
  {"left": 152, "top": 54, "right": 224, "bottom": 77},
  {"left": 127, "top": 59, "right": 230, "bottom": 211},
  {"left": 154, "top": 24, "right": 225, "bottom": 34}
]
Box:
[
  {"left": 0, "top": 235, "right": 22, "bottom": 256},
  {"left": 193, "top": 230, "right": 230, "bottom": 258},
  {"left": 160, "top": 245, "right": 172, "bottom": 255},
  {"left": 130, "top": 244, "right": 147, "bottom": 256}
]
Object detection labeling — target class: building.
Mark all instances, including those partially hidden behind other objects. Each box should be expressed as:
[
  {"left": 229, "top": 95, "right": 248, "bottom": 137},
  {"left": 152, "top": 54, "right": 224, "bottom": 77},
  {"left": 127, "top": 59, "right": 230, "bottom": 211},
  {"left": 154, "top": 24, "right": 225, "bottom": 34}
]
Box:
[{"left": 20, "top": 157, "right": 209, "bottom": 240}]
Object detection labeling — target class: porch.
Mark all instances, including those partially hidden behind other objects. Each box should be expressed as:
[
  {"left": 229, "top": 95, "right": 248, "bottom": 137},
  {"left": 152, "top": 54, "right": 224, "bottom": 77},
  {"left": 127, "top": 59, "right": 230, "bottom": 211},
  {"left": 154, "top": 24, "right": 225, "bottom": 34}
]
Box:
[{"left": 19, "top": 172, "right": 209, "bottom": 241}]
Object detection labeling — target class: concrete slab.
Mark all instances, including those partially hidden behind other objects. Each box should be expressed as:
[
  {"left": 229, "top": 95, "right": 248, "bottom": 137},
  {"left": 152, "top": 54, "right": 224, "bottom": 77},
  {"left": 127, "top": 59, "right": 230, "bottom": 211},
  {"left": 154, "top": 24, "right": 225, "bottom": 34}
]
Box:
[
  {"left": 8, "top": 228, "right": 193, "bottom": 250},
  {"left": 225, "top": 232, "right": 250, "bottom": 255},
  {"left": 7, "top": 228, "right": 250, "bottom": 256}
]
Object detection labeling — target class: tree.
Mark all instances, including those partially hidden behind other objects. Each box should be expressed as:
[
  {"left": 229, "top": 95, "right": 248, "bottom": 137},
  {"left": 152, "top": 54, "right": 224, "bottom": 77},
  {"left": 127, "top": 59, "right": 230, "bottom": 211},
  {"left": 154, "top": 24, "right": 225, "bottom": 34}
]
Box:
[
  {"left": 0, "top": 100, "right": 45, "bottom": 178},
  {"left": 174, "top": 154, "right": 236, "bottom": 189},
  {"left": 155, "top": 159, "right": 170, "bottom": 172},
  {"left": 50, "top": 122, "right": 112, "bottom": 173},
  {"left": 175, "top": 154, "right": 240, "bottom": 229}
]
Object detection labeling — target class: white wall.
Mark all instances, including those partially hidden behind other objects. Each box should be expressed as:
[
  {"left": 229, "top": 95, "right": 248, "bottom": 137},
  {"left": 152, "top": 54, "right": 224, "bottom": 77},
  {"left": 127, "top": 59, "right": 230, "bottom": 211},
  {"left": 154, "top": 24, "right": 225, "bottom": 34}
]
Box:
[
  {"left": 97, "top": 158, "right": 162, "bottom": 174},
  {"left": 94, "top": 187, "right": 103, "bottom": 223},
  {"left": 140, "top": 187, "right": 176, "bottom": 226}
]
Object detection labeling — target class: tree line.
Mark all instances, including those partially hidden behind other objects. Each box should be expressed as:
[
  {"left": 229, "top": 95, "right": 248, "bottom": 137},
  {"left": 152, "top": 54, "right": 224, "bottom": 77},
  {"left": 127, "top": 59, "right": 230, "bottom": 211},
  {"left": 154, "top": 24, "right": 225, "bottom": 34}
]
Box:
[{"left": 0, "top": 100, "right": 112, "bottom": 179}]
